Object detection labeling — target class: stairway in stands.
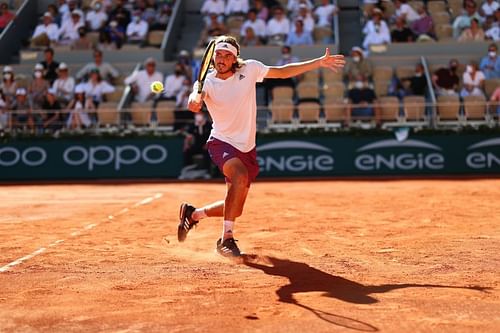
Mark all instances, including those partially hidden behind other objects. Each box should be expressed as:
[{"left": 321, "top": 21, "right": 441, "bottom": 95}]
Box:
[{"left": 337, "top": 0, "right": 363, "bottom": 55}]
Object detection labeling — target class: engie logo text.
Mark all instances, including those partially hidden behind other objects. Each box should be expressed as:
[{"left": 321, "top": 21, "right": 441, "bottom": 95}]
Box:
[{"left": 466, "top": 138, "right": 500, "bottom": 169}]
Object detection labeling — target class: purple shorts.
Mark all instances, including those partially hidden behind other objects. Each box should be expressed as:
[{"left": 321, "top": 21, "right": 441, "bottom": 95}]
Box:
[{"left": 207, "top": 137, "right": 259, "bottom": 186}]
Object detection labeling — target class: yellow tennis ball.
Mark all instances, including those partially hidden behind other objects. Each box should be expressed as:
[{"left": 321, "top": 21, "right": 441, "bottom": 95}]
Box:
[{"left": 150, "top": 81, "right": 163, "bottom": 94}]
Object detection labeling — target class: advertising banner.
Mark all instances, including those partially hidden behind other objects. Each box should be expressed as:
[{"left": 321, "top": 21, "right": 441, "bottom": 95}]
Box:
[{"left": 0, "top": 138, "right": 184, "bottom": 180}]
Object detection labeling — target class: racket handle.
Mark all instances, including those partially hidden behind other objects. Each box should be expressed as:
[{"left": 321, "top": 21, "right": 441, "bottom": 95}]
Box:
[{"left": 194, "top": 92, "right": 202, "bottom": 104}]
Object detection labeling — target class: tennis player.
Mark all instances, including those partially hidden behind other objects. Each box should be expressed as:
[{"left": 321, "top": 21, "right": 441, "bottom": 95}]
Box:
[{"left": 178, "top": 36, "right": 345, "bottom": 257}]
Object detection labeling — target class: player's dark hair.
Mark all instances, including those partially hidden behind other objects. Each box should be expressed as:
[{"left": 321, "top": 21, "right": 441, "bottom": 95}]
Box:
[{"left": 215, "top": 35, "right": 245, "bottom": 72}]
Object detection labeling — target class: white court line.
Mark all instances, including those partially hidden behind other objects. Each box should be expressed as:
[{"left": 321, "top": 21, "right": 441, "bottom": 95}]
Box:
[{"left": 0, "top": 192, "right": 163, "bottom": 273}]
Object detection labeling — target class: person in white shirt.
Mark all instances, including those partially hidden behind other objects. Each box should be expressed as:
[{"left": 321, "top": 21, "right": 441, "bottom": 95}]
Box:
[
  {"left": 201, "top": 0, "right": 225, "bottom": 25},
  {"left": 58, "top": 9, "right": 84, "bottom": 45},
  {"left": 240, "top": 9, "right": 267, "bottom": 41},
  {"left": 162, "top": 64, "right": 187, "bottom": 100},
  {"left": 314, "top": 0, "right": 339, "bottom": 28},
  {"left": 460, "top": 62, "right": 486, "bottom": 97},
  {"left": 480, "top": 0, "right": 499, "bottom": 17},
  {"left": 59, "top": 0, "right": 78, "bottom": 26},
  {"left": 362, "top": 8, "right": 391, "bottom": 49},
  {"left": 52, "top": 62, "right": 75, "bottom": 106},
  {"left": 394, "top": 0, "right": 419, "bottom": 24},
  {"left": 86, "top": 1, "right": 108, "bottom": 31},
  {"left": 126, "top": 12, "right": 149, "bottom": 44},
  {"left": 31, "top": 12, "right": 60, "bottom": 47},
  {"left": 82, "top": 69, "right": 115, "bottom": 107},
  {"left": 294, "top": 4, "right": 315, "bottom": 33},
  {"left": 178, "top": 35, "right": 345, "bottom": 257},
  {"left": 287, "top": 0, "right": 314, "bottom": 18},
  {"left": 225, "top": 0, "right": 249, "bottom": 17},
  {"left": 266, "top": 6, "right": 291, "bottom": 45},
  {"left": 124, "top": 57, "right": 163, "bottom": 103}
]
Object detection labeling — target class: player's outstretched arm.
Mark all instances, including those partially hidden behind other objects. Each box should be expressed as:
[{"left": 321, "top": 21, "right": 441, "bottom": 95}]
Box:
[{"left": 265, "top": 48, "right": 345, "bottom": 79}]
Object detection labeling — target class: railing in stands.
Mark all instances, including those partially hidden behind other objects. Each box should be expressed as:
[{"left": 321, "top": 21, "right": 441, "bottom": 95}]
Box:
[
  {"left": 161, "top": 0, "right": 185, "bottom": 61},
  {"left": 333, "top": 0, "right": 340, "bottom": 51},
  {"left": 421, "top": 56, "right": 438, "bottom": 129},
  {"left": 118, "top": 62, "right": 142, "bottom": 122},
  {"left": 0, "top": 0, "right": 37, "bottom": 64}
]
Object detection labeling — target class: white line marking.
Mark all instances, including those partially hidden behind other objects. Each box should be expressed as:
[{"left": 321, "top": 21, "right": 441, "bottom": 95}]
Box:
[
  {"left": 0, "top": 192, "right": 163, "bottom": 273},
  {"left": 0, "top": 247, "right": 46, "bottom": 273}
]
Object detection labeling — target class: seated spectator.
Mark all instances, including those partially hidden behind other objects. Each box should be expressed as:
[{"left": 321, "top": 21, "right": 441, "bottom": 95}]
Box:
[
  {"left": 151, "top": 4, "right": 172, "bottom": 31},
  {"left": 99, "top": 20, "right": 126, "bottom": 49},
  {"left": 176, "top": 77, "right": 193, "bottom": 108},
  {"left": 156, "top": 64, "right": 187, "bottom": 102},
  {"left": 52, "top": 62, "right": 75, "bottom": 107},
  {"left": 394, "top": 0, "right": 419, "bottom": 24},
  {"left": 452, "top": 1, "right": 483, "bottom": 38},
  {"left": 266, "top": 6, "right": 291, "bottom": 46},
  {"left": 31, "top": 12, "right": 59, "bottom": 48},
  {"left": 254, "top": 0, "right": 269, "bottom": 21},
  {"left": 241, "top": 26, "right": 262, "bottom": 46},
  {"left": 47, "top": 4, "right": 61, "bottom": 27},
  {"left": 10, "top": 88, "right": 34, "bottom": 131},
  {"left": 343, "top": 46, "right": 373, "bottom": 83},
  {"left": 201, "top": 0, "right": 225, "bottom": 25},
  {"left": 347, "top": 74, "right": 379, "bottom": 121},
  {"left": 266, "top": 45, "right": 300, "bottom": 94},
  {"left": 85, "top": 1, "right": 108, "bottom": 32},
  {"left": 124, "top": 57, "right": 163, "bottom": 103},
  {"left": 60, "top": 0, "right": 79, "bottom": 25},
  {"left": 480, "top": 43, "right": 500, "bottom": 79},
  {"left": 137, "top": 0, "right": 158, "bottom": 28},
  {"left": 0, "top": 66, "right": 17, "bottom": 104},
  {"left": 287, "top": 0, "right": 314, "bottom": 18},
  {"left": 295, "top": 4, "right": 315, "bottom": 33},
  {"left": 76, "top": 49, "right": 120, "bottom": 83},
  {"left": 314, "top": 0, "right": 339, "bottom": 29},
  {"left": 71, "top": 26, "right": 94, "bottom": 50},
  {"left": 58, "top": 9, "right": 84, "bottom": 45},
  {"left": 362, "top": 8, "right": 391, "bottom": 50},
  {"left": 0, "top": 90, "right": 8, "bottom": 129},
  {"left": 286, "top": 19, "right": 313, "bottom": 45},
  {"left": 0, "top": 2, "right": 14, "bottom": 33},
  {"left": 432, "top": 59, "right": 460, "bottom": 96},
  {"left": 126, "top": 11, "right": 149, "bottom": 45},
  {"left": 40, "top": 88, "right": 63, "bottom": 131},
  {"left": 225, "top": 0, "right": 249, "bottom": 17},
  {"left": 108, "top": 0, "right": 131, "bottom": 31},
  {"left": 177, "top": 50, "right": 200, "bottom": 83},
  {"left": 29, "top": 63, "right": 50, "bottom": 109},
  {"left": 458, "top": 18, "right": 485, "bottom": 41},
  {"left": 410, "top": 5, "right": 434, "bottom": 40},
  {"left": 480, "top": 0, "right": 499, "bottom": 18},
  {"left": 391, "top": 17, "right": 414, "bottom": 43},
  {"left": 199, "top": 13, "right": 228, "bottom": 47},
  {"left": 490, "top": 86, "right": 500, "bottom": 116},
  {"left": 65, "top": 85, "right": 94, "bottom": 129},
  {"left": 183, "top": 112, "right": 212, "bottom": 170},
  {"left": 41, "top": 47, "right": 60, "bottom": 84},
  {"left": 393, "top": 63, "right": 427, "bottom": 98},
  {"left": 484, "top": 11, "right": 499, "bottom": 41},
  {"left": 240, "top": 9, "right": 267, "bottom": 43},
  {"left": 81, "top": 69, "right": 115, "bottom": 108},
  {"left": 460, "top": 61, "right": 485, "bottom": 98}
]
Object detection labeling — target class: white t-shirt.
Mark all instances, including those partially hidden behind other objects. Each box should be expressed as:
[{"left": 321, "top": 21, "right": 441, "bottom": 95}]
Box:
[
  {"left": 396, "top": 3, "right": 419, "bottom": 23},
  {"left": 201, "top": 0, "right": 225, "bottom": 15},
  {"left": 82, "top": 80, "right": 115, "bottom": 102},
  {"left": 240, "top": 18, "right": 267, "bottom": 37},
  {"left": 124, "top": 70, "right": 164, "bottom": 103},
  {"left": 199, "top": 60, "right": 269, "bottom": 152},
  {"left": 163, "top": 74, "right": 186, "bottom": 98},
  {"left": 462, "top": 70, "right": 486, "bottom": 96},
  {"left": 225, "top": 0, "right": 249, "bottom": 15},
  {"left": 32, "top": 23, "right": 60, "bottom": 41},
  {"left": 314, "top": 4, "right": 337, "bottom": 27},
  {"left": 266, "top": 17, "right": 291, "bottom": 36},
  {"left": 482, "top": 1, "right": 499, "bottom": 16},
  {"left": 86, "top": 10, "right": 108, "bottom": 31},
  {"left": 126, "top": 20, "right": 149, "bottom": 40}
]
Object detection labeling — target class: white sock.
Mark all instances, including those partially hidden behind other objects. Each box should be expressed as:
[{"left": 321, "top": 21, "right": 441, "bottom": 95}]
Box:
[
  {"left": 222, "top": 220, "right": 234, "bottom": 241},
  {"left": 192, "top": 208, "right": 207, "bottom": 221}
]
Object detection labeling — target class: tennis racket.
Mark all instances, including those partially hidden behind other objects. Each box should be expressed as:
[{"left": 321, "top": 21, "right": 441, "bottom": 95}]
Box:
[{"left": 194, "top": 39, "right": 216, "bottom": 103}]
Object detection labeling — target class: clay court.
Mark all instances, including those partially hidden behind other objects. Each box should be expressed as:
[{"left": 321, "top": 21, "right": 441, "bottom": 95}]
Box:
[{"left": 0, "top": 179, "right": 498, "bottom": 332}]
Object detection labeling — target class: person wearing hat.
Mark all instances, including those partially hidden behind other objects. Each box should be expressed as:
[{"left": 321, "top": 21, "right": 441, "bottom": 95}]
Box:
[
  {"left": 126, "top": 10, "right": 148, "bottom": 44},
  {"left": 52, "top": 62, "right": 75, "bottom": 107},
  {"left": 29, "top": 63, "right": 50, "bottom": 109},
  {"left": 295, "top": 3, "right": 315, "bottom": 33},
  {"left": 124, "top": 57, "right": 163, "bottom": 103},
  {"left": 10, "top": 88, "right": 35, "bottom": 131},
  {"left": 40, "top": 87, "right": 63, "bottom": 131},
  {"left": 31, "top": 12, "right": 59, "bottom": 47},
  {"left": 287, "top": 0, "right": 313, "bottom": 18},
  {"left": 58, "top": 9, "right": 84, "bottom": 45},
  {"left": 65, "top": 84, "right": 94, "bottom": 129},
  {"left": 0, "top": 65, "right": 17, "bottom": 104},
  {"left": 343, "top": 46, "right": 373, "bottom": 84},
  {"left": 362, "top": 7, "right": 391, "bottom": 50}
]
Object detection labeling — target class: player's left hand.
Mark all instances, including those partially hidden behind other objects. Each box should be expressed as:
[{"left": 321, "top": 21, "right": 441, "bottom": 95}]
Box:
[{"left": 319, "top": 48, "right": 346, "bottom": 73}]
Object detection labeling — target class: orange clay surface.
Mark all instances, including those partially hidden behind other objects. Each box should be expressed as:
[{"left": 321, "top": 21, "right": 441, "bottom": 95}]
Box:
[{"left": 0, "top": 180, "right": 499, "bottom": 333}]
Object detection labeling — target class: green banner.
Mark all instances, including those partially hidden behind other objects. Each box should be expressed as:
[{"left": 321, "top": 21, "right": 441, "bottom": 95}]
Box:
[
  {"left": 0, "top": 138, "right": 184, "bottom": 180},
  {"left": 256, "top": 135, "right": 500, "bottom": 177}
]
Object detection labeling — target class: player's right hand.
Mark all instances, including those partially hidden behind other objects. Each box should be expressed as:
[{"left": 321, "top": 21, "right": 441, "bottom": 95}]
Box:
[{"left": 187, "top": 92, "right": 204, "bottom": 112}]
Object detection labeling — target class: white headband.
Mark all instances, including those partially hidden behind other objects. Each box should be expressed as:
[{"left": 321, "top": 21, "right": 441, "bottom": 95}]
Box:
[{"left": 214, "top": 42, "right": 238, "bottom": 57}]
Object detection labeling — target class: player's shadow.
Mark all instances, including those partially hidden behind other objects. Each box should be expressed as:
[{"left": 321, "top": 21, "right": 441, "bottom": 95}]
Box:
[{"left": 242, "top": 255, "right": 489, "bottom": 332}]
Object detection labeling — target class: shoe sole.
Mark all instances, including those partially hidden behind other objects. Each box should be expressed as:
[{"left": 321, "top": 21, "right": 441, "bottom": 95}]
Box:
[{"left": 177, "top": 203, "right": 188, "bottom": 242}]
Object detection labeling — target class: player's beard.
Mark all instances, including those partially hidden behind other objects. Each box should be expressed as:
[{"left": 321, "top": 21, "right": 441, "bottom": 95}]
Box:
[{"left": 216, "top": 62, "right": 235, "bottom": 74}]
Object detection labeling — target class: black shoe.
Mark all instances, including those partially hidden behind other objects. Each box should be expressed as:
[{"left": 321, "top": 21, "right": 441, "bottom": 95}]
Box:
[
  {"left": 216, "top": 238, "right": 242, "bottom": 257},
  {"left": 177, "top": 203, "right": 198, "bottom": 242}
]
